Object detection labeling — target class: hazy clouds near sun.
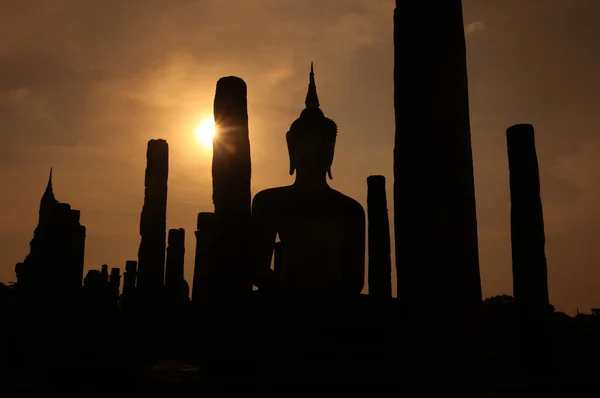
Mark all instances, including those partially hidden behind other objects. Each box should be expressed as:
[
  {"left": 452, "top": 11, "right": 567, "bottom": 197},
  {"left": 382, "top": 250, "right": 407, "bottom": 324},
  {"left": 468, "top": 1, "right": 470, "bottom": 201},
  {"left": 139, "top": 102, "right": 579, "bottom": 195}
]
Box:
[{"left": 1, "top": 0, "right": 600, "bottom": 313}]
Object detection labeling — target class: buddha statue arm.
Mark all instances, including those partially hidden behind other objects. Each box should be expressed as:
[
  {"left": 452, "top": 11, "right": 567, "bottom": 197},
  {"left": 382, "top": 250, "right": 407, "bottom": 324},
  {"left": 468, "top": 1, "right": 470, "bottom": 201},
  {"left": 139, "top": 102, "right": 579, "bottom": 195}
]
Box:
[{"left": 250, "top": 193, "right": 278, "bottom": 291}]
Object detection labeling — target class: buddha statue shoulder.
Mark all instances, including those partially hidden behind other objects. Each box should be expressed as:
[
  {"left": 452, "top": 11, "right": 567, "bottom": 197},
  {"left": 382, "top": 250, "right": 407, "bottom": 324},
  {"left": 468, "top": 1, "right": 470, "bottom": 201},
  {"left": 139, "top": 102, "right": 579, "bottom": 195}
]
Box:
[{"left": 251, "top": 64, "right": 365, "bottom": 298}]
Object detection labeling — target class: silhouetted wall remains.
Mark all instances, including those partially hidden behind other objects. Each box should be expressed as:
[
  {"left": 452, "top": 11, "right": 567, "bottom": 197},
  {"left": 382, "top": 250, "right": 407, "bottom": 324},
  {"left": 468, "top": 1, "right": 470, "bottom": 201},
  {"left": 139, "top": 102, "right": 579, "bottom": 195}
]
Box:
[
  {"left": 16, "top": 169, "right": 86, "bottom": 300},
  {"left": 165, "top": 228, "right": 187, "bottom": 305},
  {"left": 211, "top": 77, "right": 253, "bottom": 296},
  {"left": 84, "top": 270, "right": 101, "bottom": 288},
  {"left": 83, "top": 268, "right": 116, "bottom": 311},
  {"left": 393, "top": 0, "right": 481, "bottom": 311},
  {"left": 506, "top": 124, "right": 550, "bottom": 312},
  {"left": 137, "top": 139, "right": 169, "bottom": 309},
  {"left": 367, "top": 175, "right": 392, "bottom": 298}
]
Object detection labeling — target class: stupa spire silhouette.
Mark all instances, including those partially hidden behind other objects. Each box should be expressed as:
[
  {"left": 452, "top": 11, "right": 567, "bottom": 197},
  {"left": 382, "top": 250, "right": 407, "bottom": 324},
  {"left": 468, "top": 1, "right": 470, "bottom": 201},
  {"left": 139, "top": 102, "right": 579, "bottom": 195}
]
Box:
[
  {"left": 41, "top": 167, "right": 57, "bottom": 205},
  {"left": 305, "top": 62, "right": 320, "bottom": 109}
]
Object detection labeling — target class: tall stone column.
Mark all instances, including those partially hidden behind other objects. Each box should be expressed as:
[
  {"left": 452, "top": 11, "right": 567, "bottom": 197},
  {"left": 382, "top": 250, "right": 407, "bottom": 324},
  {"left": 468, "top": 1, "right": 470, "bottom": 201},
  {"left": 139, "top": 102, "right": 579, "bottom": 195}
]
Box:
[
  {"left": 192, "top": 212, "right": 216, "bottom": 305},
  {"left": 393, "top": 2, "right": 480, "bottom": 387},
  {"left": 507, "top": 123, "right": 551, "bottom": 377},
  {"left": 507, "top": 124, "right": 550, "bottom": 311},
  {"left": 137, "top": 139, "right": 169, "bottom": 309},
  {"left": 212, "top": 77, "right": 252, "bottom": 218},
  {"left": 367, "top": 176, "right": 392, "bottom": 298},
  {"left": 393, "top": 0, "right": 481, "bottom": 312},
  {"left": 211, "top": 77, "right": 253, "bottom": 296},
  {"left": 165, "top": 228, "right": 186, "bottom": 303}
]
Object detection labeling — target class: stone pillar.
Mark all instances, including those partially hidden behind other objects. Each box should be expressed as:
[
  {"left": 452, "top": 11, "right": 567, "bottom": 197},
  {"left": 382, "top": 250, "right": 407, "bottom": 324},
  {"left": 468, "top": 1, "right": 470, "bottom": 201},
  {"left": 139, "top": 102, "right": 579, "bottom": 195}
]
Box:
[
  {"left": 507, "top": 124, "right": 550, "bottom": 311},
  {"left": 165, "top": 228, "right": 186, "bottom": 303},
  {"left": 109, "top": 268, "right": 121, "bottom": 310},
  {"left": 273, "top": 242, "right": 283, "bottom": 273},
  {"left": 109, "top": 268, "right": 121, "bottom": 297},
  {"left": 137, "top": 139, "right": 169, "bottom": 308},
  {"left": 192, "top": 212, "right": 216, "bottom": 305},
  {"left": 100, "top": 264, "right": 109, "bottom": 284},
  {"left": 392, "top": 1, "right": 479, "bottom": 388},
  {"left": 212, "top": 77, "right": 251, "bottom": 218},
  {"left": 393, "top": 0, "right": 481, "bottom": 312},
  {"left": 507, "top": 124, "right": 552, "bottom": 378},
  {"left": 122, "top": 260, "right": 137, "bottom": 307},
  {"left": 211, "top": 77, "right": 253, "bottom": 296},
  {"left": 367, "top": 176, "right": 392, "bottom": 298}
]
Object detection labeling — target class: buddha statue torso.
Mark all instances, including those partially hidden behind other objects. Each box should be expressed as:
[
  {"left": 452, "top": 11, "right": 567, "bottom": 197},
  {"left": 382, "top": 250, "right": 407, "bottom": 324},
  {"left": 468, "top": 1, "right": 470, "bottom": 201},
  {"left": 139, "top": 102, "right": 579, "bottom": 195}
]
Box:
[
  {"left": 251, "top": 64, "right": 365, "bottom": 297},
  {"left": 253, "top": 185, "right": 364, "bottom": 294}
]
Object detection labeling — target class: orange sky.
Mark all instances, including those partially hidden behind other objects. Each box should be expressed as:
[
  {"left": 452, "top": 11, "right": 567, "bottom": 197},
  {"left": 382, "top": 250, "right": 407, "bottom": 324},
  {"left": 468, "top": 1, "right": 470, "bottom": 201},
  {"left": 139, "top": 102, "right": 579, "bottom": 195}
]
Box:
[{"left": 1, "top": 0, "right": 600, "bottom": 314}]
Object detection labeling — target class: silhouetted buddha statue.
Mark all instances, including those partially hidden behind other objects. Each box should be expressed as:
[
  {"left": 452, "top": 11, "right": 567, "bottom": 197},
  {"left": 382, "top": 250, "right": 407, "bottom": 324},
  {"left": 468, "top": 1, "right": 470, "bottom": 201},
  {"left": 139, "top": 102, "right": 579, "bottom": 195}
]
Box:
[{"left": 251, "top": 64, "right": 365, "bottom": 299}]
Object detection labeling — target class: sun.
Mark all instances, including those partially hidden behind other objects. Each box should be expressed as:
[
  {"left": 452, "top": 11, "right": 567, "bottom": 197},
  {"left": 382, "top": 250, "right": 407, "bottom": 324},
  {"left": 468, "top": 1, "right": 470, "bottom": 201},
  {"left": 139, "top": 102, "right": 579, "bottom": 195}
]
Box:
[{"left": 195, "top": 117, "right": 216, "bottom": 147}]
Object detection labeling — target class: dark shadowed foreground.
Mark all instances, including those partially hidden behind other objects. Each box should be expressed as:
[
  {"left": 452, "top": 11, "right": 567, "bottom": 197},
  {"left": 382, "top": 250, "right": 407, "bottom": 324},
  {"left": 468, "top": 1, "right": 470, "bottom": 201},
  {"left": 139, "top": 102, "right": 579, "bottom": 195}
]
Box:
[{"left": 1, "top": 291, "right": 600, "bottom": 396}]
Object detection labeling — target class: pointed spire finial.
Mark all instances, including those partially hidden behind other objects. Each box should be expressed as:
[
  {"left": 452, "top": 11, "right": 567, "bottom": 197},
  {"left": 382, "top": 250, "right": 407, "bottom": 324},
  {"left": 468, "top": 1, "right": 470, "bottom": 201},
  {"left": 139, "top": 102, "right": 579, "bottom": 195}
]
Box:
[
  {"left": 305, "top": 62, "right": 320, "bottom": 109},
  {"left": 41, "top": 167, "right": 57, "bottom": 205}
]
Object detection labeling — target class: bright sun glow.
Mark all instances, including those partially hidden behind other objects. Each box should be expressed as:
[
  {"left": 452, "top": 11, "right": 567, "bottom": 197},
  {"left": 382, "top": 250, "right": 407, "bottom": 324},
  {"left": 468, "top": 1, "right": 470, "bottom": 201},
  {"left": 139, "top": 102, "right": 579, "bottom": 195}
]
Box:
[{"left": 195, "top": 117, "right": 216, "bottom": 147}]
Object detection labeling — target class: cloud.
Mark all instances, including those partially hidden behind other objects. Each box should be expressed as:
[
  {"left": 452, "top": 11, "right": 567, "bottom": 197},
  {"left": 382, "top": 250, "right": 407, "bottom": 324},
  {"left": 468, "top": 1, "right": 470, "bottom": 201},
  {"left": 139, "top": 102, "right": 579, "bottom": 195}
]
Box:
[
  {"left": 546, "top": 139, "right": 600, "bottom": 227},
  {"left": 0, "top": 87, "right": 55, "bottom": 162},
  {"left": 465, "top": 21, "right": 486, "bottom": 34}
]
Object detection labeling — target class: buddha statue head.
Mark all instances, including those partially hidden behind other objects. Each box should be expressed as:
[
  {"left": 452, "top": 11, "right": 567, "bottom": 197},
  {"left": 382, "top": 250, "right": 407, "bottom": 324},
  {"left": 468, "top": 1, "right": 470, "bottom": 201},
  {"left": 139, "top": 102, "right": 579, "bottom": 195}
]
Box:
[{"left": 286, "top": 63, "right": 338, "bottom": 180}]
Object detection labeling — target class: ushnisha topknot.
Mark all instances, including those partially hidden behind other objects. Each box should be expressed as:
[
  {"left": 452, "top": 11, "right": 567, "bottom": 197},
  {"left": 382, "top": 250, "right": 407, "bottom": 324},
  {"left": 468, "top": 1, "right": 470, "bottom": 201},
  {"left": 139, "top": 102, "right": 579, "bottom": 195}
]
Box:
[{"left": 286, "top": 62, "right": 337, "bottom": 144}]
